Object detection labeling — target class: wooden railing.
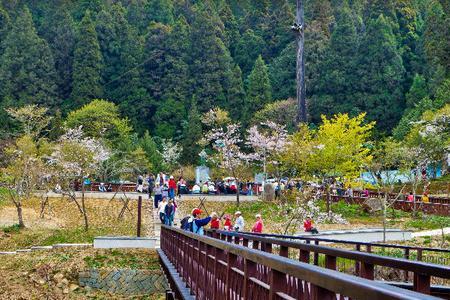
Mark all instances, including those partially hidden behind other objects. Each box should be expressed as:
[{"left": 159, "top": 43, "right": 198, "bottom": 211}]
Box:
[
  {"left": 160, "top": 225, "right": 440, "bottom": 299},
  {"left": 232, "top": 231, "right": 450, "bottom": 265},
  {"left": 329, "top": 195, "right": 450, "bottom": 216},
  {"left": 205, "top": 230, "right": 450, "bottom": 298}
]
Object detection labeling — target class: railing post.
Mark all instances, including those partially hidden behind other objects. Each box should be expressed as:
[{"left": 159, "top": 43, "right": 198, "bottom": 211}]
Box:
[
  {"left": 263, "top": 242, "right": 273, "bottom": 253},
  {"left": 325, "top": 255, "right": 336, "bottom": 270},
  {"left": 279, "top": 245, "right": 289, "bottom": 257},
  {"left": 243, "top": 238, "right": 249, "bottom": 247},
  {"left": 313, "top": 240, "right": 319, "bottom": 265},
  {"left": 300, "top": 249, "right": 310, "bottom": 263},
  {"left": 137, "top": 196, "right": 142, "bottom": 237},
  {"left": 414, "top": 273, "right": 431, "bottom": 294},
  {"left": 226, "top": 252, "right": 237, "bottom": 299},
  {"left": 243, "top": 259, "right": 256, "bottom": 299},
  {"left": 404, "top": 248, "right": 410, "bottom": 281},
  {"left": 366, "top": 245, "right": 372, "bottom": 253},
  {"left": 269, "top": 269, "right": 285, "bottom": 299},
  {"left": 355, "top": 244, "right": 361, "bottom": 275},
  {"left": 252, "top": 240, "right": 259, "bottom": 250},
  {"left": 417, "top": 249, "right": 423, "bottom": 261},
  {"left": 360, "top": 262, "right": 374, "bottom": 280}
]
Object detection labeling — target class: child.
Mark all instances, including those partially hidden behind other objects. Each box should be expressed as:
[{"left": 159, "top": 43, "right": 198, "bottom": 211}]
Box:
[
  {"left": 223, "top": 215, "right": 232, "bottom": 230},
  {"left": 210, "top": 212, "right": 220, "bottom": 229}
]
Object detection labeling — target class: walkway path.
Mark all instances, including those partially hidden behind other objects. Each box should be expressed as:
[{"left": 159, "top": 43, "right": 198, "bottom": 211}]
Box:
[{"left": 412, "top": 227, "right": 450, "bottom": 238}]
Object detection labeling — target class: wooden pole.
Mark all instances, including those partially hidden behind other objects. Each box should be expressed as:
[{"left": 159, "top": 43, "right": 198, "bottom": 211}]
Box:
[
  {"left": 137, "top": 195, "right": 142, "bottom": 237},
  {"left": 293, "top": 0, "right": 306, "bottom": 123}
]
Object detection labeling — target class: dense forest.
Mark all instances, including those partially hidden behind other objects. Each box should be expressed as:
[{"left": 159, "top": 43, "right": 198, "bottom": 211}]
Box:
[{"left": 0, "top": 0, "right": 449, "bottom": 166}]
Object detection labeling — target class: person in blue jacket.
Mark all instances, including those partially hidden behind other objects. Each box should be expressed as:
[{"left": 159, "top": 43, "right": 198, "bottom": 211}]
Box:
[{"left": 191, "top": 208, "right": 211, "bottom": 235}]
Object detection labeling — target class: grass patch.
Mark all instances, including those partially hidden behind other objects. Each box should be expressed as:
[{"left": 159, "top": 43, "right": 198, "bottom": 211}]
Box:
[
  {"left": 83, "top": 249, "right": 160, "bottom": 270},
  {"left": 2, "top": 224, "right": 21, "bottom": 233},
  {"left": 404, "top": 215, "right": 450, "bottom": 230}
]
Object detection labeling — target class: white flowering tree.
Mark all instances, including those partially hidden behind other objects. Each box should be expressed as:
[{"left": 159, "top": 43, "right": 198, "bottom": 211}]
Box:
[
  {"left": 204, "top": 112, "right": 248, "bottom": 206},
  {"left": 49, "top": 127, "right": 110, "bottom": 230},
  {"left": 246, "top": 121, "right": 289, "bottom": 198},
  {"left": 159, "top": 138, "right": 182, "bottom": 172}
]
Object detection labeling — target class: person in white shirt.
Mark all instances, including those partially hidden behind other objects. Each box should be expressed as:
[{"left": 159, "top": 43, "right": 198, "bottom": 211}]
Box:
[
  {"left": 158, "top": 198, "right": 167, "bottom": 223},
  {"left": 234, "top": 211, "right": 245, "bottom": 231}
]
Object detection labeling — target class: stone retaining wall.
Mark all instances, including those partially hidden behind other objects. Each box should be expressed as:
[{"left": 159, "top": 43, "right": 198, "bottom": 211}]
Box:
[{"left": 78, "top": 269, "right": 168, "bottom": 295}]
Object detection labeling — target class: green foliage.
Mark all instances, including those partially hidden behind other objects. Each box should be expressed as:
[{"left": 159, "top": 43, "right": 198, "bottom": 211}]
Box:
[
  {"left": 405, "top": 215, "right": 450, "bottom": 230},
  {"left": 71, "top": 10, "right": 103, "bottom": 109},
  {"left": 331, "top": 201, "right": 368, "bottom": 218},
  {"left": 181, "top": 97, "right": 202, "bottom": 165},
  {"left": 245, "top": 55, "right": 272, "bottom": 124},
  {"left": 0, "top": 7, "right": 58, "bottom": 108},
  {"left": 66, "top": 99, "right": 132, "bottom": 147},
  {"left": 83, "top": 249, "right": 160, "bottom": 269},
  {"left": 252, "top": 98, "right": 297, "bottom": 132},
  {"left": 1, "top": 224, "right": 21, "bottom": 234}
]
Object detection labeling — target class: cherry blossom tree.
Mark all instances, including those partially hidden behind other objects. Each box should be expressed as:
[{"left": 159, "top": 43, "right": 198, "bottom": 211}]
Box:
[
  {"left": 49, "top": 126, "right": 110, "bottom": 230},
  {"left": 246, "top": 121, "right": 289, "bottom": 197},
  {"left": 159, "top": 138, "right": 182, "bottom": 172},
  {"left": 204, "top": 113, "right": 248, "bottom": 206}
]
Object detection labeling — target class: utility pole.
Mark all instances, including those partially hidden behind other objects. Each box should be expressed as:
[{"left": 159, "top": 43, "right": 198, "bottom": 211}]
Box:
[{"left": 292, "top": 0, "right": 306, "bottom": 123}]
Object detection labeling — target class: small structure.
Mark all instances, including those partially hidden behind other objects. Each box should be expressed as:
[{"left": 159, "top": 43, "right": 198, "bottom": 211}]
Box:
[{"left": 94, "top": 236, "right": 156, "bottom": 249}]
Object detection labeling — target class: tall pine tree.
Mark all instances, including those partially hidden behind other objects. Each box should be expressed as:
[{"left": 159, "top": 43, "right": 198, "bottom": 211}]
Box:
[
  {"left": 0, "top": 7, "right": 58, "bottom": 108},
  {"left": 181, "top": 96, "right": 202, "bottom": 165},
  {"left": 245, "top": 55, "right": 272, "bottom": 124},
  {"left": 357, "top": 14, "right": 406, "bottom": 131},
  {"left": 71, "top": 10, "right": 103, "bottom": 109}
]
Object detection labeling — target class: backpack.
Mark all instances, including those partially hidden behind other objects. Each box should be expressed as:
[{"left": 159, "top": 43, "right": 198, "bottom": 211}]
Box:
[{"left": 180, "top": 216, "right": 191, "bottom": 230}]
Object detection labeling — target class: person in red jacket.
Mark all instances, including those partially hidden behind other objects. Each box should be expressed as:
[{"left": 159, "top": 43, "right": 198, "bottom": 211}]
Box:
[
  {"left": 210, "top": 212, "right": 220, "bottom": 229},
  {"left": 251, "top": 214, "right": 263, "bottom": 233},
  {"left": 303, "top": 216, "right": 318, "bottom": 234},
  {"left": 223, "top": 214, "right": 232, "bottom": 230},
  {"left": 168, "top": 175, "right": 177, "bottom": 200}
]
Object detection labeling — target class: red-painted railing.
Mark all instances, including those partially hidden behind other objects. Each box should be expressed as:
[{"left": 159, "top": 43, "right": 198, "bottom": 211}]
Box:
[
  {"left": 161, "top": 226, "right": 441, "bottom": 299},
  {"left": 329, "top": 195, "right": 449, "bottom": 216},
  {"left": 205, "top": 230, "right": 450, "bottom": 297}
]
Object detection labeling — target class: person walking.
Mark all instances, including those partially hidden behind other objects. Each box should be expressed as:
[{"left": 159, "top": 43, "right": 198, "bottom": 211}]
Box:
[
  {"left": 147, "top": 174, "right": 155, "bottom": 200},
  {"left": 251, "top": 214, "right": 263, "bottom": 233},
  {"left": 136, "top": 175, "right": 144, "bottom": 193},
  {"left": 164, "top": 199, "right": 175, "bottom": 226},
  {"left": 234, "top": 211, "right": 245, "bottom": 232},
  {"left": 158, "top": 198, "right": 167, "bottom": 223},
  {"left": 154, "top": 184, "right": 163, "bottom": 208},
  {"left": 168, "top": 175, "right": 177, "bottom": 200}
]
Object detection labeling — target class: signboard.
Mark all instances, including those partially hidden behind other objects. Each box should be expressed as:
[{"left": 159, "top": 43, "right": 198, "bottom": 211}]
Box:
[{"left": 195, "top": 166, "right": 210, "bottom": 184}]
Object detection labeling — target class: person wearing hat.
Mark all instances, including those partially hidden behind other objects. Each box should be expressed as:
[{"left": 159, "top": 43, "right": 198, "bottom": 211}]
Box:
[
  {"left": 234, "top": 211, "right": 244, "bottom": 232},
  {"left": 223, "top": 214, "right": 232, "bottom": 230},
  {"left": 190, "top": 208, "right": 212, "bottom": 235},
  {"left": 168, "top": 175, "right": 177, "bottom": 200},
  {"left": 251, "top": 214, "right": 263, "bottom": 233}
]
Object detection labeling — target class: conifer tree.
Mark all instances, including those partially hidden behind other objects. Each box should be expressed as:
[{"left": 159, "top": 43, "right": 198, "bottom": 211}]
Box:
[
  {"left": 0, "top": 5, "right": 10, "bottom": 49},
  {"left": 357, "top": 14, "right": 405, "bottom": 130},
  {"left": 189, "top": 3, "right": 233, "bottom": 112},
  {"left": 43, "top": 8, "right": 76, "bottom": 102},
  {"left": 0, "top": 7, "right": 58, "bottom": 108},
  {"left": 245, "top": 55, "right": 272, "bottom": 123},
  {"left": 234, "top": 29, "right": 265, "bottom": 76},
  {"left": 181, "top": 96, "right": 202, "bottom": 165},
  {"left": 71, "top": 10, "right": 103, "bottom": 109},
  {"left": 147, "top": 0, "right": 174, "bottom": 24},
  {"left": 226, "top": 65, "right": 246, "bottom": 121},
  {"left": 406, "top": 74, "right": 428, "bottom": 108}
]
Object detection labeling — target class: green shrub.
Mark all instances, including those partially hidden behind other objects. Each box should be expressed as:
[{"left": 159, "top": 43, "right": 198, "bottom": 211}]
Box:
[
  {"left": 2, "top": 224, "right": 21, "bottom": 233},
  {"left": 331, "top": 200, "right": 367, "bottom": 218}
]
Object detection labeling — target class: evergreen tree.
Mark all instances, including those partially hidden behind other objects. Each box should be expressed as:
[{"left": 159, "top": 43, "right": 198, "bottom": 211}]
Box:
[
  {"left": 71, "top": 10, "right": 103, "bottom": 109},
  {"left": 146, "top": 0, "right": 174, "bottom": 24},
  {"left": 269, "top": 42, "right": 296, "bottom": 100},
  {"left": 357, "top": 14, "right": 406, "bottom": 131},
  {"left": 139, "top": 130, "right": 164, "bottom": 172},
  {"left": 406, "top": 74, "right": 428, "bottom": 108},
  {"left": 181, "top": 96, "right": 202, "bottom": 165},
  {"left": 245, "top": 55, "right": 272, "bottom": 123},
  {"left": 0, "top": 7, "right": 58, "bottom": 108},
  {"left": 226, "top": 64, "right": 246, "bottom": 121},
  {"left": 0, "top": 5, "right": 10, "bottom": 48},
  {"left": 152, "top": 98, "right": 185, "bottom": 139},
  {"left": 189, "top": 3, "right": 233, "bottom": 112},
  {"left": 42, "top": 8, "right": 76, "bottom": 102},
  {"left": 233, "top": 29, "right": 265, "bottom": 76},
  {"left": 422, "top": 1, "right": 450, "bottom": 91}
]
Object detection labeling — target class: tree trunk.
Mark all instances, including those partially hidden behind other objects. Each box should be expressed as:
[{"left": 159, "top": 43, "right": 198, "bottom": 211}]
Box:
[
  {"left": 16, "top": 201, "right": 25, "bottom": 228},
  {"left": 81, "top": 181, "right": 89, "bottom": 231},
  {"left": 295, "top": 0, "right": 306, "bottom": 123},
  {"left": 382, "top": 194, "right": 387, "bottom": 243},
  {"left": 236, "top": 179, "right": 240, "bottom": 207},
  {"left": 326, "top": 185, "right": 331, "bottom": 217}
]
